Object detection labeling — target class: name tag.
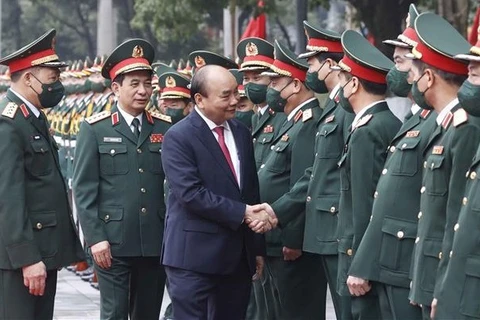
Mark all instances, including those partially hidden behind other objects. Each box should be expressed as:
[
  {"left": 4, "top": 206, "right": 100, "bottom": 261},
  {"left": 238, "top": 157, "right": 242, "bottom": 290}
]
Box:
[
  {"left": 103, "top": 137, "right": 122, "bottom": 143},
  {"left": 432, "top": 146, "right": 444, "bottom": 155},
  {"left": 406, "top": 130, "right": 420, "bottom": 138}
]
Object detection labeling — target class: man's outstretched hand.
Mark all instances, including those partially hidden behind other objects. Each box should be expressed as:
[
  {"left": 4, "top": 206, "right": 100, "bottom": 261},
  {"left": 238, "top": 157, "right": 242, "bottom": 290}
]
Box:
[{"left": 245, "top": 203, "right": 278, "bottom": 233}]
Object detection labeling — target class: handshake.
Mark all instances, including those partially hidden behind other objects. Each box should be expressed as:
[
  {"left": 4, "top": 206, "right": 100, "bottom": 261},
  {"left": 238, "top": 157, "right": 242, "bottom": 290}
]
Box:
[{"left": 244, "top": 203, "right": 278, "bottom": 234}]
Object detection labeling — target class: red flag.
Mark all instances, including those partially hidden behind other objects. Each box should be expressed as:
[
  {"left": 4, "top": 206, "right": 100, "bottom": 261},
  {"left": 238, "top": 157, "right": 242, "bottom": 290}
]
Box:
[
  {"left": 469, "top": 7, "right": 480, "bottom": 45},
  {"left": 241, "top": 1, "right": 266, "bottom": 39}
]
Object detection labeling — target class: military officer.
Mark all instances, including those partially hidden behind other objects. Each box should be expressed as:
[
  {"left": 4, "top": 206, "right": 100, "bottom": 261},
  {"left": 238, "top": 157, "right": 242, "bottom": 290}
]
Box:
[
  {"left": 236, "top": 38, "right": 285, "bottom": 320},
  {"left": 333, "top": 30, "right": 401, "bottom": 319},
  {"left": 257, "top": 40, "right": 325, "bottom": 320},
  {"left": 73, "top": 38, "right": 171, "bottom": 320},
  {"left": 229, "top": 69, "right": 255, "bottom": 129},
  {"left": 0, "top": 29, "right": 84, "bottom": 319},
  {"left": 188, "top": 49, "right": 238, "bottom": 74},
  {"left": 433, "top": 25, "right": 480, "bottom": 320},
  {"left": 405, "top": 13, "right": 480, "bottom": 320},
  {"left": 347, "top": 5, "right": 435, "bottom": 320},
  {"left": 270, "top": 21, "right": 354, "bottom": 320},
  {"left": 158, "top": 70, "right": 193, "bottom": 124},
  {"left": 236, "top": 37, "right": 286, "bottom": 170}
]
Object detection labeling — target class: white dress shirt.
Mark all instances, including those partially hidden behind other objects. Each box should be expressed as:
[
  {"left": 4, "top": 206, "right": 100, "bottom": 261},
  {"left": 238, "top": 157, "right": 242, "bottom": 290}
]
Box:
[
  {"left": 195, "top": 106, "right": 241, "bottom": 185},
  {"left": 118, "top": 104, "right": 143, "bottom": 133},
  {"left": 436, "top": 98, "right": 459, "bottom": 126},
  {"left": 258, "top": 105, "right": 269, "bottom": 116},
  {"left": 351, "top": 100, "right": 386, "bottom": 131},
  {"left": 10, "top": 88, "right": 40, "bottom": 118},
  {"left": 411, "top": 103, "right": 421, "bottom": 115},
  {"left": 329, "top": 83, "right": 341, "bottom": 100}
]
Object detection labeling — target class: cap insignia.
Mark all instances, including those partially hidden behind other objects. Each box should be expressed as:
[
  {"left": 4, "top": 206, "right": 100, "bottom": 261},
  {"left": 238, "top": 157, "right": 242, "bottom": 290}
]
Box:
[
  {"left": 165, "top": 76, "right": 176, "bottom": 88},
  {"left": 195, "top": 56, "right": 206, "bottom": 68},
  {"left": 246, "top": 42, "right": 259, "bottom": 57},
  {"left": 132, "top": 45, "right": 144, "bottom": 58}
]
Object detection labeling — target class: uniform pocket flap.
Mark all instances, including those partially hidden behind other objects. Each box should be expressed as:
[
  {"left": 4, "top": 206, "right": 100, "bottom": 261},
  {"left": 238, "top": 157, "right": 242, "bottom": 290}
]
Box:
[
  {"left": 381, "top": 217, "right": 417, "bottom": 239},
  {"left": 30, "top": 211, "right": 57, "bottom": 229},
  {"left": 429, "top": 156, "right": 444, "bottom": 170},
  {"left": 465, "top": 256, "right": 480, "bottom": 278},
  {"left": 423, "top": 239, "right": 442, "bottom": 258},
  {"left": 183, "top": 220, "right": 219, "bottom": 234},
  {"left": 30, "top": 140, "right": 50, "bottom": 153},
  {"left": 148, "top": 143, "right": 162, "bottom": 153},
  {"left": 319, "top": 124, "right": 338, "bottom": 137},
  {"left": 397, "top": 138, "right": 420, "bottom": 150},
  {"left": 98, "top": 207, "right": 124, "bottom": 223},
  {"left": 98, "top": 144, "right": 127, "bottom": 156},
  {"left": 316, "top": 196, "right": 339, "bottom": 214},
  {"left": 271, "top": 142, "right": 289, "bottom": 152},
  {"left": 258, "top": 135, "right": 273, "bottom": 144}
]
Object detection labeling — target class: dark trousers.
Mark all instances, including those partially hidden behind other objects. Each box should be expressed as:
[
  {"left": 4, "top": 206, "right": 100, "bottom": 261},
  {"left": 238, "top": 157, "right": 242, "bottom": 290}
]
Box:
[
  {"left": 321, "top": 254, "right": 352, "bottom": 320},
  {"left": 245, "top": 267, "right": 278, "bottom": 320},
  {"left": 350, "top": 284, "right": 381, "bottom": 320},
  {"left": 376, "top": 282, "right": 422, "bottom": 320},
  {"left": 0, "top": 269, "right": 58, "bottom": 320},
  {"left": 95, "top": 256, "right": 166, "bottom": 320},
  {"left": 266, "top": 253, "right": 327, "bottom": 320},
  {"left": 421, "top": 305, "right": 432, "bottom": 320},
  {"left": 165, "top": 259, "right": 252, "bottom": 320}
]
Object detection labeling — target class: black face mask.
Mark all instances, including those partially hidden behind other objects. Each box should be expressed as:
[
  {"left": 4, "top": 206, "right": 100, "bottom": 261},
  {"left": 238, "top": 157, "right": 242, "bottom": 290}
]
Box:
[
  {"left": 338, "top": 79, "right": 355, "bottom": 113},
  {"left": 411, "top": 72, "right": 433, "bottom": 110},
  {"left": 458, "top": 79, "right": 480, "bottom": 117},
  {"left": 305, "top": 61, "right": 330, "bottom": 94},
  {"left": 266, "top": 80, "right": 294, "bottom": 113},
  {"left": 165, "top": 107, "right": 186, "bottom": 124},
  {"left": 386, "top": 67, "right": 412, "bottom": 97},
  {"left": 30, "top": 73, "right": 65, "bottom": 108}
]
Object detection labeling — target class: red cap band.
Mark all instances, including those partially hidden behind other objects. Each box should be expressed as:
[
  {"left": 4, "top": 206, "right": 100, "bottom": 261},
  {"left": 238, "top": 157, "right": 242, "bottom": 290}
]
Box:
[
  {"left": 340, "top": 55, "right": 388, "bottom": 84},
  {"left": 243, "top": 55, "right": 274, "bottom": 65},
  {"left": 8, "top": 49, "right": 58, "bottom": 73},
  {"left": 414, "top": 40, "right": 468, "bottom": 75},
  {"left": 271, "top": 59, "right": 307, "bottom": 81},
  {"left": 401, "top": 27, "right": 419, "bottom": 45},
  {"left": 109, "top": 57, "right": 150, "bottom": 80},
  {"left": 307, "top": 38, "right": 343, "bottom": 53},
  {"left": 162, "top": 86, "right": 190, "bottom": 96}
]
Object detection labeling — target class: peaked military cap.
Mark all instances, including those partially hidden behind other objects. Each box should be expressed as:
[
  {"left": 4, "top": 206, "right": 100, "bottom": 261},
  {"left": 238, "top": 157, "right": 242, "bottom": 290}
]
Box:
[
  {"left": 81, "top": 56, "right": 94, "bottom": 76},
  {"left": 262, "top": 40, "right": 309, "bottom": 81},
  {"left": 236, "top": 37, "right": 274, "bottom": 71},
  {"left": 333, "top": 30, "right": 394, "bottom": 84},
  {"left": 0, "top": 29, "right": 68, "bottom": 73},
  {"left": 102, "top": 38, "right": 155, "bottom": 80},
  {"left": 455, "top": 25, "right": 480, "bottom": 62},
  {"left": 153, "top": 62, "right": 175, "bottom": 78},
  {"left": 188, "top": 50, "right": 238, "bottom": 72},
  {"left": 158, "top": 71, "right": 191, "bottom": 99},
  {"left": 384, "top": 4, "right": 420, "bottom": 48},
  {"left": 298, "top": 21, "right": 343, "bottom": 59},
  {"left": 229, "top": 69, "right": 246, "bottom": 97},
  {"left": 407, "top": 12, "right": 470, "bottom": 75}
]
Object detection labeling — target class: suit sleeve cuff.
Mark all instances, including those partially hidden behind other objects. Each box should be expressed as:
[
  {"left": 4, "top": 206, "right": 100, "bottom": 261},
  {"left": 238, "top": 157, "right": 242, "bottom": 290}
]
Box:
[{"left": 6, "top": 241, "right": 42, "bottom": 269}]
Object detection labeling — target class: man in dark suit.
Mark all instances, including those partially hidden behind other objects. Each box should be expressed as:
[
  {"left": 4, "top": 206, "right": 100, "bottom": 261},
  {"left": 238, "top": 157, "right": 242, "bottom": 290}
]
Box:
[
  {"left": 0, "top": 29, "right": 84, "bottom": 319},
  {"left": 161, "top": 65, "right": 273, "bottom": 320}
]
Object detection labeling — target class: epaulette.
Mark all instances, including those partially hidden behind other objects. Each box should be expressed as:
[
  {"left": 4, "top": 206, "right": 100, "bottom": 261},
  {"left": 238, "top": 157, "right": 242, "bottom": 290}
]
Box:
[
  {"left": 151, "top": 112, "right": 172, "bottom": 123},
  {"left": 302, "top": 108, "right": 313, "bottom": 122},
  {"left": 355, "top": 114, "right": 373, "bottom": 129},
  {"left": 420, "top": 109, "right": 431, "bottom": 119},
  {"left": 294, "top": 110, "right": 303, "bottom": 123},
  {"left": 1, "top": 102, "right": 18, "bottom": 119},
  {"left": 85, "top": 111, "right": 111, "bottom": 124},
  {"left": 145, "top": 110, "right": 154, "bottom": 124},
  {"left": 453, "top": 108, "right": 468, "bottom": 127},
  {"left": 442, "top": 112, "right": 453, "bottom": 129}
]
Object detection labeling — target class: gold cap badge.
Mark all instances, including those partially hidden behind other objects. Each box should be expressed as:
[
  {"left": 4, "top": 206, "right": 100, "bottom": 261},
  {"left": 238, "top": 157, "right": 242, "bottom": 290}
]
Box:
[
  {"left": 165, "top": 76, "right": 176, "bottom": 88},
  {"left": 195, "top": 55, "right": 206, "bottom": 68},
  {"left": 132, "top": 45, "right": 144, "bottom": 58},
  {"left": 246, "top": 42, "right": 258, "bottom": 56}
]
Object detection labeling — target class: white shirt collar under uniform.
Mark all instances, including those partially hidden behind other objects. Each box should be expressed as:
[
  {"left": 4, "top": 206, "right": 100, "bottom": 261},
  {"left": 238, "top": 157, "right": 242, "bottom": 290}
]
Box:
[
  {"left": 436, "top": 98, "right": 459, "bottom": 126},
  {"left": 351, "top": 100, "right": 385, "bottom": 131},
  {"left": 9, "top": 88, "right": 40, "bottom": 118},
  {"left": 287, "top": 97, "right": 316, "bottom": 122},
  {"left": 117, "top": 104, "right": 143, "bottom": 132}
]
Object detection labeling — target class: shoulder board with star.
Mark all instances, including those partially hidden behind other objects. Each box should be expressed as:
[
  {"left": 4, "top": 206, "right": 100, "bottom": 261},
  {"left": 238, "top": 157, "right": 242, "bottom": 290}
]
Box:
[
  {"left": 453, "top": 108, "right": 468, "bottom": 127},
  {"left": 302, "top": 108, "right": 313, "bottom": 122},
  {"left": 150, "top": 112, "right": 172, "bottom": 123},
  {"left": 420, "top": 109, "right": 431, "bottom": 119},
  {"left": 1, "top": 102, "right": 18, "bottom": 119},
  {"left": 85, "top": 111, "right": 111, "bottom": 124},
  {"left": 355, "top": 114, "right": 373, "bottom": 129},
  {"left": 442, "top": 112, "right": 454, "bottom": 129}
]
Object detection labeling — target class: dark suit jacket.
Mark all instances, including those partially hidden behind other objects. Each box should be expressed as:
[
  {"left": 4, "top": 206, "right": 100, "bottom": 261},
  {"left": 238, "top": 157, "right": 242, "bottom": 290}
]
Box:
[{"left": 161, "top": 110, "right": 265, "bottom": 276}]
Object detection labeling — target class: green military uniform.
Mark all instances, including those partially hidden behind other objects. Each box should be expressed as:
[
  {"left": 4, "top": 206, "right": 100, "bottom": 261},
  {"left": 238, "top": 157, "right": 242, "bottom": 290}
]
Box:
[
  {"left": 73, "top": 39, "right": 171, "bottom": 320},
  {"left": 236, "top": 37, "right": 285, "bottom": 320},
  {"left": 348, "top": 6, "right": 427, "bottom": 319},
  {"left": 405, "top": 13, "right": 480, "bottom": 319},
  {"left": 0, "top": 29, "right": 84, "bottom": 320},
  {"left": 435, "top": 29, "right": 480, "bottom": 320},
  {"left": 334, "top": 30, "right": 401, "bottom": 319},
  {"left": 258, "top": 40, "right": 326, "bottom": 320}
]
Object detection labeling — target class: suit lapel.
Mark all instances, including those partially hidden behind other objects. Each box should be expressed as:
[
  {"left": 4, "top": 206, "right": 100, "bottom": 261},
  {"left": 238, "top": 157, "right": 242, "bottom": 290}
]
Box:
[
  {"left": 190, "top": 111, "right": 239, "bottom": 189},
  {"left": 252, "top": 110, "right": 271, "bottom": 136},
  {"left": 138, "top": 112, "right": 154, "bottom": 147},
  {"left": 317, "top": 97, "right": 336, "bottom": 125}
]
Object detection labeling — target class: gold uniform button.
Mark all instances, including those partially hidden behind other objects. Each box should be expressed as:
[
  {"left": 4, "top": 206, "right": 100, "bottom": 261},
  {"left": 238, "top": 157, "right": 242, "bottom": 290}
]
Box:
[
  {"left": 260, "top": 164, "right": 265, "bottom": 169},
  {"left": 420, "top": 186, "right": 426, "bottom": 194},
  {"left": 315, "top": 153, "right": 318, "bottom": 157},
  {"left": 415, "top": 237, "right": 420, "bottom": 244},
  {"left": 397, "top": 231, "right": 405, "bottom": 239},
  {"left": 346, "top": 249, "right": 353, "bottom": 256},
  {"left": 382, "top": 168, "right": 388, "bottom": 175},
  {"left": 316, "top": 132, "right": 320, "bottom": 137},
  {"left": 330, "top": 206, "right": 336, "bottom": 213},
  {"left": 270, "top": 145, "right": 275, "bottom": 150},
  {"left": 36, "top": 222, "right": 43, "bottom": 230},
  {"left": 110, "top": 149, "right": 115, "bottom": 154},
  {"left": 431, "top": 163, "right": 435, "bottom": 170},
  {"left": 390, "top": 146, "right": 396, "bottom": 153},
  {"left": 306, "top": 196, "right": 312, "bottom": 202},
  {"left": 374, "top": 191, "right": 379, "bottom": 198},
  {"left": 253, "top": 138, "right": 257, "bottom": 143},
  {"left": 418, "top": 211, "right": 422, "bottom": 219},
  {"left": 141, "top": 188, "right": 146, "bottom": 193},
  {"left": 470, "top": 171, "right": 477, "bottom": 180},
  {"left": 454, "top": 223, "right": 459, "bottom": 232},
  {"left": 138, "top": 168, "right": 144, "bottom": 173},
  {"left": 463, "top": 197, "right": 468, "bottom": 206},
  {"left": 137, "top": 148, "right": 142, "bottom": 154},
  {"left": 410, "top": 281, "right": 413, "bottom": 289},
  {"left": 438, "top": 252, "right": 442, "bottom": 259},
  {"left": 105, "top": 214, "right": 110, "bottom": 221},
  {"left": 370, "top": 214, "right": 373, "bottom": 222},
  {"left": 262, "top": 138, "right": 266, "bottom": 143},
  {"left": 401, "top": 143, "right": 407, "bottom": 149},
  {"left": 466, "top": 170, "right": 470, "bottom": 178},
  {"left": 424, "top": 161, "right": 427, "bottom": 169},
  {"left": 449, "top": 251, "right": 453, "bottom": 258},
  {"left": 141, "top": 208, "right": 147, "bottom": 213}
]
